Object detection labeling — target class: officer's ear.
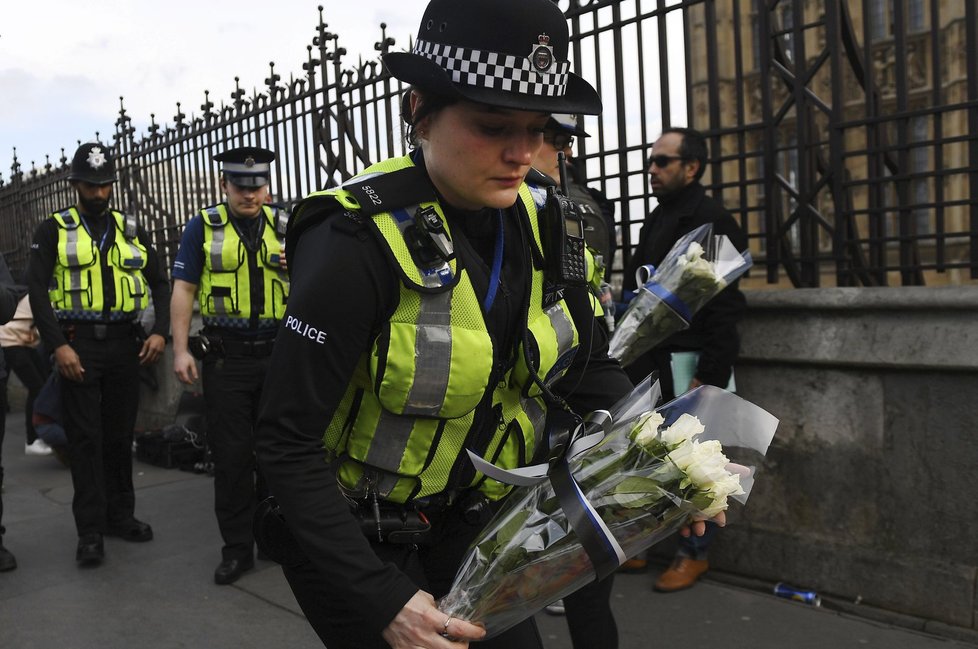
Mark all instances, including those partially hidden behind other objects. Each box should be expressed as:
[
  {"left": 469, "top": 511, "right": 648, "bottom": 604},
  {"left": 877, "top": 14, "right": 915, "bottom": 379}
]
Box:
[{"left": 219, "top": 175, "right": 228, "bottom": 194}]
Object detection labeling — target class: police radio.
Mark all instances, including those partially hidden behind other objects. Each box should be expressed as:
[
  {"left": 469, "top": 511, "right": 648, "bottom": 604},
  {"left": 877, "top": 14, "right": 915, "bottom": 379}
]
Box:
[{"left": 541, "top": 152, "right": 588, "bottom": 287}]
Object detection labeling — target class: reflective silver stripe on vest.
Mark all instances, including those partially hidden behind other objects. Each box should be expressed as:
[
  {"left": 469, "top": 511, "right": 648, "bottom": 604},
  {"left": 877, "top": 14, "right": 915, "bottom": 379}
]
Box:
[
  {"left": 402, "top": 290, "right": 453, "bottom": 416},
  {"left": 544, "top": 303, "right": 575, "bottom": 385},
  {"left": 60, "top": 210, "right": 84, "bottom": 310},
  {"left": 123, "top": 237, "right": 144, "bottom": 267},
  {"left": 119, "top": 212, "right": 144, "bottom": 266},
  {"left": 361, "top": 290, "right": 453, "bottom": 476},
  {"left": 204, "top": 207, "right": 233, "bottom": 314},
  {"left": 521, "top": 394, "right": 546, "bottom": 442},
  {"left": 205, "top": 207, "right": 229, "bottom": 268},
  {"left": 365, "top": 409, "right": 418, "bottom": 480},
  {"left": 132, "top": 274, "right": 145, "bottom": 299},
  {"left": 124, "top": 213, "right": 138, "bottom": 240},
  {"left": 60, "top": 210, "right": 82, "bottom": 266},
  {"left": 274, "top": 207, "right": 288, "bottom": 237}
]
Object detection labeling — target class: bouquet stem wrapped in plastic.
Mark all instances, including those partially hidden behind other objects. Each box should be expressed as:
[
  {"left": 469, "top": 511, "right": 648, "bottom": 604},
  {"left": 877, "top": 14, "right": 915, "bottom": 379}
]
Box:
[
  {"left": 438, "top": 379, "right": 778, "bottom": 638},
  {"left": 609, "top": 223, "right": 752, "bottom": 367}
]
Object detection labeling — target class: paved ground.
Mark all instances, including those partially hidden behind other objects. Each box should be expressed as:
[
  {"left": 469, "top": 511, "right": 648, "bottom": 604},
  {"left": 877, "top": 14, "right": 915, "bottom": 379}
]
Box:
[{"left": 1, "top": 411, "right": 974, "bottom": 649}]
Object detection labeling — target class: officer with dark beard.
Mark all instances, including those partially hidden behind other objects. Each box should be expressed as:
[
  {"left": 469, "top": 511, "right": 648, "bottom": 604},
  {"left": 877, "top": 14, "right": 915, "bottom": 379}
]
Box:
[{"left": 26, "top": 142, "right": 170, "bottom": 566}]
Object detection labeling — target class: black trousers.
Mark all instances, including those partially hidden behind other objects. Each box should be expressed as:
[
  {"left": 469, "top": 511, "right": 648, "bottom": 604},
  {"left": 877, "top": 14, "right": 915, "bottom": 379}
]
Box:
[
  {"left": 564, "top": 574, "right": 619, "bottom": 649},
  {"left": 202, "top": 352, "right": 270, "bottom": 561},
  {"left": 3, "top": 345, "right": 50, "bottom": 444},
  {"left": 280, "top": 498, "right": 619, "bottom": 649},
  {"left": 61, "top": 336, "right": 141, "bottom": 536}
]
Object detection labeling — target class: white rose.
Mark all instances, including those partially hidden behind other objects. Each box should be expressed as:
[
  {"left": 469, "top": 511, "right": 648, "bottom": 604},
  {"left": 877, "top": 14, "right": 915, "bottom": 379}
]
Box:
[
  {"left": 660, "top": 414, "right": 704, "bottom": 446},
  {"left": 683, "top": 440, "right": 731, "bottom": 487},
  {"left": 685, "top": 256, "right": 717, "bottom": 279},
  {"left": 699, "top": 473, "right": 745, "bottom": 517},
  {"left": 632, "top": 411, "right": 666, "bottom": 449},
  {"left": 685, "top": 241, "right": 705, "bottom": 260}
]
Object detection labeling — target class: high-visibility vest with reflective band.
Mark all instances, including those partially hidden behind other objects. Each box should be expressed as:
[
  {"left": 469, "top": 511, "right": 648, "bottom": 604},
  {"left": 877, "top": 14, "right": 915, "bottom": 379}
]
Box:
[
  {"left": 48, "top": 208, "right": 148, "bottom": 320},
  {"left": 198, "top": 204, "right": 289, "bottom": 329},
  {"left": 308, "top": 156, "right": 580, "bottom": 503}
]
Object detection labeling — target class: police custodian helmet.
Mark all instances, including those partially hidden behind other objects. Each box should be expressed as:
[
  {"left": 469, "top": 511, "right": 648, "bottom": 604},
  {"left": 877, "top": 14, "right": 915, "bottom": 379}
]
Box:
[
  {"left": 382, "top": 0, "right": 602, "bottom": 116},
  {"left": 215, "top": 146, "right": 275, "bottom": 188},
  {"left": 68, "top": 142, "right": 117, "bottom": 185}
]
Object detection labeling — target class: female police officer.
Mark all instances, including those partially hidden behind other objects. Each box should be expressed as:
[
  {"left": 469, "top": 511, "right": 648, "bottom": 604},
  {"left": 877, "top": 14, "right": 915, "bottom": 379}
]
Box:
[{"left": 255, "top": 1, "right": 713, "bottom": 647}]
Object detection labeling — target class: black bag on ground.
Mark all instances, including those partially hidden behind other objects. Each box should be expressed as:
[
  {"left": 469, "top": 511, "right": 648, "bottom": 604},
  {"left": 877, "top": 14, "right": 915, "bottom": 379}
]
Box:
[{"left": 135, "top": 425, "right": 205, "bottom": 469}]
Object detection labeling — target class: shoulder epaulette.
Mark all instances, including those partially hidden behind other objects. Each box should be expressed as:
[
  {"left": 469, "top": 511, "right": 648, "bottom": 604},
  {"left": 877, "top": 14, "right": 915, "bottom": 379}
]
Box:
[
  {"left": 340, "top": 166, "right": 437, "bottom": 217},
  {"left": 202, "top": 205, "right": 227, "bottom": 227},
  {"left": 121, "top": 211, "right": 138, "bottom": 240}
]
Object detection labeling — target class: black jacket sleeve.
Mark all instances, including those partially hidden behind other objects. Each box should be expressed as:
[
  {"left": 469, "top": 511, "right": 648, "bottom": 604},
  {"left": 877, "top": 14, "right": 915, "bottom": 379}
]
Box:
[
  {"left": 137, "top": 225, "right": 171, "bottom": 337},
  {"left": 0, "top": 253, "right": 19, "bottom": 325},
  {"left": 27, "top": 218, "right": 67, "bottom": 351},
  {"left": 255, "top": 201, "right": 418, "bottom": 636}
]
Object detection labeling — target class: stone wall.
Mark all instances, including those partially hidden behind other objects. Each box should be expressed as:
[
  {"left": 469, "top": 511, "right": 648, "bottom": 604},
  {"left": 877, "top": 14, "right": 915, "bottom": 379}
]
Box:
[{"left": 709, "top": 286, "right": 978, "bottom": 631}]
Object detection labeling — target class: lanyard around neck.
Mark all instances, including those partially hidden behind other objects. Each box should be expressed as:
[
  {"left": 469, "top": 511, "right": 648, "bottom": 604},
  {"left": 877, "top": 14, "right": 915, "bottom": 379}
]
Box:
[{"left": 483, "top": 209, "right": 505, "bottom": 313}]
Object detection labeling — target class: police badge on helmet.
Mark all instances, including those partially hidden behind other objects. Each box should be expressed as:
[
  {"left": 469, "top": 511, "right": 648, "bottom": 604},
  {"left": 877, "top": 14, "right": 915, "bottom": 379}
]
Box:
[{"left": 68, "top": 142, "right": 117, "bottom": 186}]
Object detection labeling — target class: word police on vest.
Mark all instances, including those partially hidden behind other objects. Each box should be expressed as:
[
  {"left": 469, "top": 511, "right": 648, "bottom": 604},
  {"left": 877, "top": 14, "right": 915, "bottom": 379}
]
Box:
[{"left": 285, "top": 315, "right": 328, "bottom": 344}]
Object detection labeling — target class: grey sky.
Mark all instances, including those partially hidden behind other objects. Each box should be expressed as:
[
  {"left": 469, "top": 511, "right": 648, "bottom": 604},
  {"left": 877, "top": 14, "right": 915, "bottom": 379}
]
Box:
[{"left": 0, "top": 1, "right": 418, "bottom": 180}]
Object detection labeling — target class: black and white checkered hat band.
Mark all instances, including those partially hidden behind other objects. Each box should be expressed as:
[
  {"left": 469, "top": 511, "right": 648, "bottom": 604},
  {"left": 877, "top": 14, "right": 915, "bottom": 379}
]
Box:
[{"left": 414, "top": 39, "right": 570, "bottom": 97}]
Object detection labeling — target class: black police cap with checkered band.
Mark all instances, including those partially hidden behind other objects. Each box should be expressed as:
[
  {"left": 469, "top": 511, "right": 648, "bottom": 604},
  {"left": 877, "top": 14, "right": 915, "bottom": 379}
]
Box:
[
  {"left": 383, "top": 0, "right": 601, "bottom": 115},
  {"left": 215, "top": 146, "right": 276, "bottom": 188}
]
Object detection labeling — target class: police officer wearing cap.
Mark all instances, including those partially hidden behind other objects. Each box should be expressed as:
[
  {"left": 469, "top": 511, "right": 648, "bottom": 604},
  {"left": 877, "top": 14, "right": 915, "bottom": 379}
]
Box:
[
  {"left": 26, "top": 142, "right": 170, "bottom": 566},
  {"left": 530, "top": 114, "right": 616, "bottom": 275},
  {"left": 528, "top": 114, "right": 618, "bottom": 336},
  {"left": 250, "top": 0, "right": 732, "bottom": 647},
  {"left": 170, "top": 146, "right": 288, "bottom": 585}
]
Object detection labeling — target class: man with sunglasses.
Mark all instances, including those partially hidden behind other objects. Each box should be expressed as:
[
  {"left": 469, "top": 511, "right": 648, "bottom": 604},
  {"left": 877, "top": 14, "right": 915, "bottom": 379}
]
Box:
[{"left": 619, "top": 127, "right": 748, "bottom": 591}]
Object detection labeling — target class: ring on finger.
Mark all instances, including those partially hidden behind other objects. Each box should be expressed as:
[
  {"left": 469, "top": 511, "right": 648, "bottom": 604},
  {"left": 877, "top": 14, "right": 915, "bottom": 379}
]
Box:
[{"left": 443, "top": 616, "right": 453, "bottom": 631}]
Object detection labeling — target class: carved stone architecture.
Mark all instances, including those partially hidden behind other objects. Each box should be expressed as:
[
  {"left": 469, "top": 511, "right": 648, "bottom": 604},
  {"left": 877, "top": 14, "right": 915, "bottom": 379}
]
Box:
[{"left": 686, "top": 0, "right": 976, "bottom": 287}]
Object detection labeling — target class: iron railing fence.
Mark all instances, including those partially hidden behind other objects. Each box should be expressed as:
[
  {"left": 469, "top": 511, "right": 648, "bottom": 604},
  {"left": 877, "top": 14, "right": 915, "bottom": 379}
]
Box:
[{"left": 1, "top": 0, "right": 975, "bottom": 288}]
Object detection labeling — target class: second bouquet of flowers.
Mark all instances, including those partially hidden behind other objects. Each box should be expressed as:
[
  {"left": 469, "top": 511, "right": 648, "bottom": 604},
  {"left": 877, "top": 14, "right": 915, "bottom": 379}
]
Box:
[
  {"left": 608, "top": 223, "right": 752, "bottom": 367},
  {"left": 437, "top": 379, "right": 778, "bottom": 637}
]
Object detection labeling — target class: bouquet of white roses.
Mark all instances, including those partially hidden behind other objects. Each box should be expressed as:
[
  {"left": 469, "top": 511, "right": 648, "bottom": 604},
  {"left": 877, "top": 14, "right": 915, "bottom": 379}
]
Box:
[
  {"left": 437, "top": 380, "right": 778, "bottom": 638},
  {"left": 609, "top": 223, "right": 752, "bottom": 367}
]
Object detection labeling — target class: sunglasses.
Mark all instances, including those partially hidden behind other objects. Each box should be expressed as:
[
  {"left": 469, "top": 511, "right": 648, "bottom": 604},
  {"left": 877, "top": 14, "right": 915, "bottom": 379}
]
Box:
[
  {"left": 648, "top": 155, "right": 686, "bottom": 168},
  {"left": 545, "top": 133, "right": 575, "bottom": 149}
]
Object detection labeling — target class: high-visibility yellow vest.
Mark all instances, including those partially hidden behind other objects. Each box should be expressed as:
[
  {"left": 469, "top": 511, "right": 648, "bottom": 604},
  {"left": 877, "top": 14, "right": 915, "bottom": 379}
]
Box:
[
  {"left": 48, "top": 208, "right": 148, "bottom": 320},
  {"left": 198, "top": 204, "right": 289, "bottom": 330},
  {"left": 304, "top": 156, "right": 580, "bottom": 503}
]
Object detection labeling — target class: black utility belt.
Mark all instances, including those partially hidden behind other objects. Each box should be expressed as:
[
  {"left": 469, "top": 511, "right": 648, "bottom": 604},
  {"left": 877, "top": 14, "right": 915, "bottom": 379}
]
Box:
[
  {"left": 221, "top": 337, "right": 275, "bottom": 357},
  {"left": 189, "top": 333, "right": 275, "bottom": 359},
  {"left": 354, "top": 500, "right": 433, "bottom": 546},
  {"left": 63, "top": 322, "right": 137, "bottom": 341},
  {"left": 350, "top": 490, "right": 492, "bottom": 545}
]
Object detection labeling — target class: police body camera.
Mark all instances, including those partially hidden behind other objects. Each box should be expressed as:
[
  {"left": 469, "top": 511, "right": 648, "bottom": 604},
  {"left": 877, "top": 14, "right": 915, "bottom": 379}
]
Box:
[{"left": 541, "top": 152, "right": 588, "bottom": 287}]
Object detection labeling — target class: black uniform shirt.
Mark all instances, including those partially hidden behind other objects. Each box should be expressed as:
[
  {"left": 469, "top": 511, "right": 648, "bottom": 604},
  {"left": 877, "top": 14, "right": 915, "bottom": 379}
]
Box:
[
  {"left": 26, "top": 209, "right": 171, "bottom": 352},
  {"left": 255, "top": 169, "right": 633, "bottom": 635}
]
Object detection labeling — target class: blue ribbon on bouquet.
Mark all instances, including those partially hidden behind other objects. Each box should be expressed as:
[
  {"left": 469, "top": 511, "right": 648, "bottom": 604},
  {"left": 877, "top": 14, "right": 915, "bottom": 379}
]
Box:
[
  {"left": 636, "top": 264, "right": 692, "bottom": 323},
  {"left": 466, "top": 408, "right": 627, "bottom": 581}
]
